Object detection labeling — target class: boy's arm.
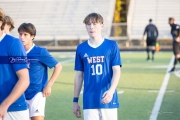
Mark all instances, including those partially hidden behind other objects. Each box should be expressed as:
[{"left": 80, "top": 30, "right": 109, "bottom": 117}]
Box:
[
  {"left": 102, "top": 65, "right": 121, "bottom": 104},
  {"left": 176, "top": 26, "right": 180, "bottom": 42},
  {"left": 73, "top": 71, "right": 83, "bottom": 118},
  {"left": 43, "top": 63, "right": 62, "bottom": 97},
  {"left": 0, "top": 68, "right": 29, "bottom": 119}
]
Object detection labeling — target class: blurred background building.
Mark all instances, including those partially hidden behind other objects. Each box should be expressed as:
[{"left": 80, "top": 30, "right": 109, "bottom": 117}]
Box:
[{"left": 1, "top": 0, "right": 180, "bottom": 50}]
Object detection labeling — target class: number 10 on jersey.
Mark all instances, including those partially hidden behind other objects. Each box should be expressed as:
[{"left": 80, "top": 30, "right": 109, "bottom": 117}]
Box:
[{"left": 91, "top": 64, "right": 103, "bottom": 75}]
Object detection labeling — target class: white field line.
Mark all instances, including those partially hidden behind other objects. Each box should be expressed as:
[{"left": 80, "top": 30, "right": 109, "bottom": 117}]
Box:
[
  {"left": 80, "top": 90, "right": 124, "bottom": 94},
  {"left": 148, "top": 90, "right": 175, "bottom": 93},
  {"left": 149, "top": 56, "right": 174, "bottom": 120},
  {"left": 60, "top": 58, "right": 74, "bottom": 64}
]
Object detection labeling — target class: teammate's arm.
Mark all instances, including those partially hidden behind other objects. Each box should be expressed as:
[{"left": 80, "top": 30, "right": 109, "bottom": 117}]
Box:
[
  {"left": 73, "top": 71, "right": 83, "bottom": 118},
  {"left": 43, "top": 63, "right": 62, "bottom": 97},
  {"left": 0, "top": 68, "right": 29, "bottom": 119},
  {"left": 102, "top": 65, "right": 121, "bottom": 104},
  {"left": 176, "top": 26, "right": 180, "bottom": 42}
]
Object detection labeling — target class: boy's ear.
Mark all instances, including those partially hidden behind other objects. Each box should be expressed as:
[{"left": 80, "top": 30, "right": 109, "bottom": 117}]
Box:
[
  {"left": 31, "top": 35, "right": 35, "bottom": 40},
  {"left": 7, "top": 24, "right": 11, "bottom": 29},
  {"left": 0, "top": 21, "right": 2, "bottom": 28},
  {"left": 101, "top": 23, "right": 104, "bottom": 28}
]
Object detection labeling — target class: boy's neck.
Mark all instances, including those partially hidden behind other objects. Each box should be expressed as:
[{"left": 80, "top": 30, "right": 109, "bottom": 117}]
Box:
[
  {"left": 25, "top": 42, "right": 33, "bottom": 51},
  {"left": 3, "top": 30, "right": 9, "bottom": 34},
  {"left": 89, "top": 35, "right": 103, "bottom": 46}
]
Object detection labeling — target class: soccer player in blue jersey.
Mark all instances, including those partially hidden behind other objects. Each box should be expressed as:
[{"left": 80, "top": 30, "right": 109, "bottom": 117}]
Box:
[
  {"left": 73, "top": 13, "right": 122, "bottom": 120},
  {"left": 0, "top": 8, "right": 30, "bottom": 120},
  {"left": 18, "top": 23, "right": 62, "bottom": 120}
]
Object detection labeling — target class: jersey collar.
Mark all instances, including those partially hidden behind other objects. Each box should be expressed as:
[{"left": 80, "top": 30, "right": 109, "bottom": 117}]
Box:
[
  {"left": 26, "top": 43, "right": 35, "bottom": 54},
  {"left": 0, "top": 33, "right": 6, "bottom": 42},
  {"left": 88, "top": 38, "right": 104, "bottom": 48}
]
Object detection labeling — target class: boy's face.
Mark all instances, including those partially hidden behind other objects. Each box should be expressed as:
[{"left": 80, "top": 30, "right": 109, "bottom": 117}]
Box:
[
  {"left": 85, "top": 19, "right": 104, "bottom": 38},
  {"left": 19, "top": 31, "right": 34, "bottom": 46},
  {"left": 169, "top": 19, "right": 174, "bottom": 25}
]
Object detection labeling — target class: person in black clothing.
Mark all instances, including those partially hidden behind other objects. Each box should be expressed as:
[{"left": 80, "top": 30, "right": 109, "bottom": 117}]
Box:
[
  {"left": 143, "top": 19, "right": 158, "bottom": 60},
  {"left": 168, "top": 17, "right": 180, "bottom": 72}
]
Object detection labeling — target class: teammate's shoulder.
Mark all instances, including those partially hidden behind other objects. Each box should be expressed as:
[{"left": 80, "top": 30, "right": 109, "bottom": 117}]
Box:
[
  {"left": 147, "top": 24, "right": 152, "bottom": 27},
  {"left": 174, "top": 23, "right": 179, "bottom": 26},
  {"left": 31, "top": 45, "right": 48, "bottom": 53},
  {"left": 104, "top": 38, "right": 117, "bottom": 44},
  {"left": 5, "top": 34, "right": 19, "bottom": 41},
  {"left": 104, "top": 38, "right": 119, "bottom": 50},
  {"left": 33, "top": 45, "right": 45, "bottom": 50},
  {"left": 173, "top": 23, "right": 179, "bottom": 27},
  {"left": 148, "top": 24, "right": 156, "bottom": 27},
  {"left": 4, "top": 34, "right": 23, "bottom": 46},
  {"left": 175, "top": 24, "right": 180, "bottom": 29},
  {"left": 152, "top": 24, "right": 157, "bottom": 27}
]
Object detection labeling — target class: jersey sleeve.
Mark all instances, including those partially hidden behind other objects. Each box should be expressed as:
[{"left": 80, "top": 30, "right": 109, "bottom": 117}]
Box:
[
  {"left": 111, "top": 42, "right": 122, "bottom": 67},
  {"left": 9, "top": 38, "right": 28, "bottom": 72},
  {"left": 39, "top": 48, "right": 58, "bottom": 69},
  {"left": 74, "top": 46, "right": 84, "bottom": 71}
]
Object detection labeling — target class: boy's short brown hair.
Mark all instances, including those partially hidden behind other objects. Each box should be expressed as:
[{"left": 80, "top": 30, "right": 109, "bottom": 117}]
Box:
[
  {"left": 18, "top": 23, "right": 36, "bottom": 40},
  {"left": 83, "top": 13, "right": 103, "bottom": 24},
  {"left": 5, "top": 15, "right": 14, "bottom": 31},
  {"left": 169, "top": 17, "right": 174, "bottom": 22},
  {"left": 0, "top": 8, "right": 5, "bottom": 30}
]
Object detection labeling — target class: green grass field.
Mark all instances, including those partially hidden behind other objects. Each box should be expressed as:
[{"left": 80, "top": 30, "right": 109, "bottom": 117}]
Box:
[{"left": 45, "top": 51, "right": 180, "bottom": 120}]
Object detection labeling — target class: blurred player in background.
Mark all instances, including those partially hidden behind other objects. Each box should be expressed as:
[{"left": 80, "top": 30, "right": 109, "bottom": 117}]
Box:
[
  {"left": 168, "top": 17, "right": 180, "bottom": 73},
  {"left": 3, "top": 15, "right": 14, "bottom": 34},
  {"left": 18, "top": 23, "right": 62, "bottom": 120},
  {"left": 0, "top": 8, "right": 29, "bottom": 120},
  {"left": 143, "top": 19, "right": 158, "bottom": 61},
  {"left": 73, "top": 13, "right": 122, "bottom": 120}
]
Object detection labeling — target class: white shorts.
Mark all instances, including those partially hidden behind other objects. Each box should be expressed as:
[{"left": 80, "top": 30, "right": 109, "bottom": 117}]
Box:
[
  {"left": 83, "top": 108, "right": 117, "bottom": 120},
  {"left": 3, "top": 109, "right": 29, "bottom": 120},
  {"left": 26, "top": 92, "right": 46, "bottom": 117}
]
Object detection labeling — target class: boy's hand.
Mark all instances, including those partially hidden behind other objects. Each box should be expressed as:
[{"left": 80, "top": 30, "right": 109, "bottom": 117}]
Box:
[
  {"left": 42, "top": 85, "right": 51, "bottom": 97},
  {"left": 0, "top": 103, "right": 8, "bottom": 120},
  {"left": 102, "top": 89, "right": 114, "bottom": 104},
  {"left": 73, "top": 103, "right": 81, "bottom": 118}
]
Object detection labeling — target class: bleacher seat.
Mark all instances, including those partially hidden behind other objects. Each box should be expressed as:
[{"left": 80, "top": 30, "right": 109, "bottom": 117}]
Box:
[{"left": 0, "top": 0, "right": 115, "bottom": 41}]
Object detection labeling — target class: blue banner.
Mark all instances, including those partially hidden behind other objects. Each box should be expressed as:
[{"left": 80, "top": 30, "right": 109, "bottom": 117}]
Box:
[{"left": 0, "top": 56, "right": 40, "bottom": 64}]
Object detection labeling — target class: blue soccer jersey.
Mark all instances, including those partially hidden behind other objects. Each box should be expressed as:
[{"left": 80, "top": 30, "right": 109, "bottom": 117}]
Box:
[
  {"left": 0, "top": 34, "right": 28, "bottom": 111},
  {"left": 74, "top": 38, "right": 122, "bottom": 109},
  {"left": 25, "top": 44, "right": 58, "bottom": 100}
]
